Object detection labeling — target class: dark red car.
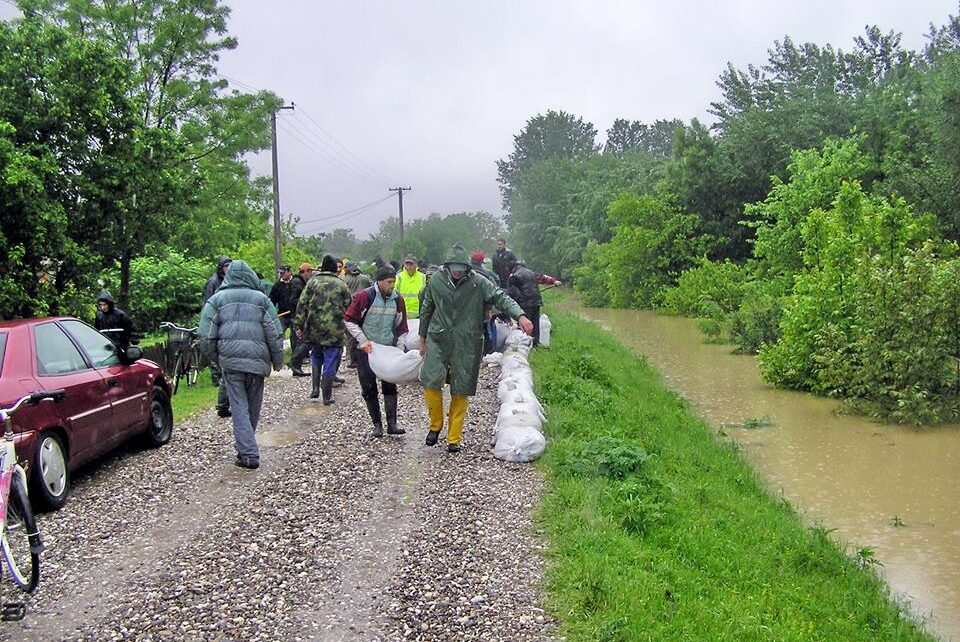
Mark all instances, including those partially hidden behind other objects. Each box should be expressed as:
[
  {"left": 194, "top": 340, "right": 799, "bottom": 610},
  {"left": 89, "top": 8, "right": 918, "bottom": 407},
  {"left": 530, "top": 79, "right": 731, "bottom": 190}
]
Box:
[{"left": 0, "top": 317, "right": 173, "bottom": 510}]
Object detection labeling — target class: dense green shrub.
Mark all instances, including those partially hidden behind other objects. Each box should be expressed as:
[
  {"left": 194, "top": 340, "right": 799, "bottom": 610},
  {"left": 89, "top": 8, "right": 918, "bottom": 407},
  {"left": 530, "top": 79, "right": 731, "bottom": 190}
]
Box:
[
  {"left": 660, "top": 258, "right": 748, "bottom": 317},
  {"left": 100, "top": 251, "right": 209, "bottom": 333}
]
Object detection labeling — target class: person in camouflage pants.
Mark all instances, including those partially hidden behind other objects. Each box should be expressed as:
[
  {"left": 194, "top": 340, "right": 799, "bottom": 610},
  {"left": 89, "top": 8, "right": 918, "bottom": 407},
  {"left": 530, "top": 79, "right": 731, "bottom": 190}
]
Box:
[{"left": 293, "top": 254, "right": 352, "bottom": 404}]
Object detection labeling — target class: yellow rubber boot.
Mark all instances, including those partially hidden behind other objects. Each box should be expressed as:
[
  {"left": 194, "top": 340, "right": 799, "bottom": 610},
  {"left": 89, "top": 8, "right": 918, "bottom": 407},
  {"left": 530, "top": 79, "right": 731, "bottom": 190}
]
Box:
[
  {"left": 447, "top": 395, "right": 469, "bottom": 448},
  {"left": 424, "top": 388, "right": 444, "bottom": 446}
]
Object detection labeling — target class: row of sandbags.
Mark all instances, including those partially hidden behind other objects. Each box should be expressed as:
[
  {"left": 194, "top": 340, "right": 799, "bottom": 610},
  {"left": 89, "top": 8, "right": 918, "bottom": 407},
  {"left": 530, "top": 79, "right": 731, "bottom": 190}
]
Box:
[{"left": 489, "top": 328, "right": 547, "bottom": 463}]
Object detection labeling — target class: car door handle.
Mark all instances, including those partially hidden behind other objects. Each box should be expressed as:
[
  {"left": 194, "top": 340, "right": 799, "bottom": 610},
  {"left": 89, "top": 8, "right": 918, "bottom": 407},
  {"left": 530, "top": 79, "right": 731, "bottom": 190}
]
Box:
[{"left": 106, "top": 378, "right": 119, "bottom": 388}]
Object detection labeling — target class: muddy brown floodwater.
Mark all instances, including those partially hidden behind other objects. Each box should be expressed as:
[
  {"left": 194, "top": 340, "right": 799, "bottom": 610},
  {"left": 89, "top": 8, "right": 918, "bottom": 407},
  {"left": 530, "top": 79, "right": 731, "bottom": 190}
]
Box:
[{"left": 574, "top": 304, "right": 960, "bottom": 642}]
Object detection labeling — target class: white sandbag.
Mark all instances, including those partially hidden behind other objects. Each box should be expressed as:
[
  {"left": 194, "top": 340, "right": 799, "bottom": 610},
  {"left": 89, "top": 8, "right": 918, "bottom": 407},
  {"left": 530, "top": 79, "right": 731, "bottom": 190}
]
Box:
[
  {"left": 497, "top": 377, "right": 534, "bottom": 398},
  {"left": 496, "top": 409, "right": 544, "bottom": 431},
  {"left": 403, "top": 320, "right": 421, "bottom": 352},
  {"left": 482, "top": 352, "right": 503, "bottom": 367},
  {"left": 498, "top": 400, "right": 546, "bottom": 424},
  {"left": 493, "top": 425, "right": 546, "bottom": 463},
  {"left": 367, "top": 343, "right": 423, "bottom": 384},
  {"left": 500, "top": 353, "right": 530, "bottom": 373},
  {"left": 539, "top": 314, "right": 552, "bottom": 347},
  {"left": 504, "top": 329, "right": 533, "bottom": 349},
  {"left": 500, "top": 392, "right": 544, "bottom": 414}
]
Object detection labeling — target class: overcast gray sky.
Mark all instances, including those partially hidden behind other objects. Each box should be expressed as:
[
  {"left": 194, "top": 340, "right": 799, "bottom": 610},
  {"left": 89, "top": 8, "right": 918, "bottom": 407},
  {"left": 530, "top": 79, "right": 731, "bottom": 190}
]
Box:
[{"left": 4, "top": 0, "right": 958, "bottom": 238}]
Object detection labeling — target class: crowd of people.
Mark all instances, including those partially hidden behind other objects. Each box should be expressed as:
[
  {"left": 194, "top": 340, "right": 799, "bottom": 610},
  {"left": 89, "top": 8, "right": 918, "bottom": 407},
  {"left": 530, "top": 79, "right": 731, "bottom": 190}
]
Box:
[{"left": 168, "top": 239, "right": 555, "bottom": 469}]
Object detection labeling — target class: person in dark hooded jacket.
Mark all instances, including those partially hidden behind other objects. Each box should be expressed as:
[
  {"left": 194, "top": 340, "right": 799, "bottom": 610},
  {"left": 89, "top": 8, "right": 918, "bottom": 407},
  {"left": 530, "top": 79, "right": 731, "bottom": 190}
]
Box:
[
  {"left": 202, "top": 256, "right": 233, "bottom": 416},
  {"left": 94, "top": 290, "right": 135, "bottom": 350},
  {"left": 506, "top": 259, "right": 543, "bottom": 346},
  {"left": 199, "top": 260, "right": 284, "bottom": 469}
]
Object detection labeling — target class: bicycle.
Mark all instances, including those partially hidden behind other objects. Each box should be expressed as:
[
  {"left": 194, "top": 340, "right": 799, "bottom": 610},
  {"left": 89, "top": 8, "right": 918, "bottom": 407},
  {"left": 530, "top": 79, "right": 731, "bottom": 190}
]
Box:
[
  {"left": 0, "top": 391, "right": 62, "bottom": 596},
  {"left": 160, "top": 322, "right": 201, "bottom": 395}
]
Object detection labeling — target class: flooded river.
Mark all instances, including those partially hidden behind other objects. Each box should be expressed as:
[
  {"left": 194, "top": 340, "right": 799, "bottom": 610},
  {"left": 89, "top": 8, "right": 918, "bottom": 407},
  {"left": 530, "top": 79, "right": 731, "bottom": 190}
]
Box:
[{"left": 573, "top": 305, "right": 960, "bottom": 641}]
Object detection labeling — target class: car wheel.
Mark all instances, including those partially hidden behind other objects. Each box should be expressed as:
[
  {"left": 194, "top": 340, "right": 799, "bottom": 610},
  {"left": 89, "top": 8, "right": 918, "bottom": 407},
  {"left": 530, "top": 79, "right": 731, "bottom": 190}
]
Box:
[
  {"left": 143, "top": 386, "right": 173, "bottom": 447},
  {"left": 30, "top": 431, "right": 69, "bottom": 511}
]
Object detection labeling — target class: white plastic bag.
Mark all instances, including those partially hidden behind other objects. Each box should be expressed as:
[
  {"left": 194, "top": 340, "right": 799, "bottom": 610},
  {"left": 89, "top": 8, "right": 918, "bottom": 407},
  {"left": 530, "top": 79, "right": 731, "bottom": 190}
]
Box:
[
  {"left": 494, "top": 319, "right": 510, "bottom": 351},
  {"left": 500, "top": 353, "right": 530, "bottom": 373},
  {"left": 500, "top": 392, "right": 545, "bottom": 414},
  {"left": 504, "top": 329, "right": 533, "bottom": 349},
  {"left": 493, "top": 425, "right": 546, "bottom": 463},
  {"left": 539, "top": 314, "right": 551, "bottom": 347},
  {"left": 497, "top": 377, "right": 534, "bottom": 398},
  {"left": 403, "top": 320, "right": 421, "bottom": 352},
  {"left": 368, "top": 343, "right": 423, "bottom": 384}
]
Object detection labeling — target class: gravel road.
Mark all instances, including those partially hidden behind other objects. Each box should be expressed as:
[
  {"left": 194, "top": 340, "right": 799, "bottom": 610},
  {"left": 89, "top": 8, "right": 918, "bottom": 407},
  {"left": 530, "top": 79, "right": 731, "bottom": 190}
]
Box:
[{"left": 0, "top": 364, "right": 555, "bottom": 641}]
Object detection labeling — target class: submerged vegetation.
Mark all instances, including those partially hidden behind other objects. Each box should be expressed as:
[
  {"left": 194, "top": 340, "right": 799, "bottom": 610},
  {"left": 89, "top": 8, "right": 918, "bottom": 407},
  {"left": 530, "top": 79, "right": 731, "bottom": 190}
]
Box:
[{"left": 533, "top": 310, "right": 935, "bottom": 641}]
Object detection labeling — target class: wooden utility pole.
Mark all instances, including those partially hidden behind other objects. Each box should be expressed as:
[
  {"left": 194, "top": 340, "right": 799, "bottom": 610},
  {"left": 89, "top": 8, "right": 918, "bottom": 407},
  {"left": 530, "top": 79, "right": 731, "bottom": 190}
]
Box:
[
  {"left": 271, "top": 103, "right": 296, "bottom": 272},
  {"left": 389, "top": 186, "right": 412, "bottom": 258}
]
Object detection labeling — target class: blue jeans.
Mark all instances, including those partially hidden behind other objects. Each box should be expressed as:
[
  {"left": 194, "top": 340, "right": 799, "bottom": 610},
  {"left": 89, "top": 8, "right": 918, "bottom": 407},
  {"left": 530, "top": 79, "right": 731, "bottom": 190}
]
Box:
[
  {"left": 223, "top": 370, "right": 265, "bottom": 459},
  {"left": 310, "top": 345, "right": 342, "bottom": 377}
]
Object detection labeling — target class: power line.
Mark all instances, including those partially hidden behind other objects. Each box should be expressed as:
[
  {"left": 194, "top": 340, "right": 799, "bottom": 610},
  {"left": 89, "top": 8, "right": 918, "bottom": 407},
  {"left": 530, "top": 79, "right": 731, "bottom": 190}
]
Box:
[
  {"left": 297, "top": 193, "right": 397, "bottom": 233},
  {"left": 277, "top": 120, "right": 383, "bottom": 187},
  {"left": 289, "top": 112, "right": 390, "bottom": 186},
  {"left": 296, "top": 106, "right": 394, "bottom": 184}
]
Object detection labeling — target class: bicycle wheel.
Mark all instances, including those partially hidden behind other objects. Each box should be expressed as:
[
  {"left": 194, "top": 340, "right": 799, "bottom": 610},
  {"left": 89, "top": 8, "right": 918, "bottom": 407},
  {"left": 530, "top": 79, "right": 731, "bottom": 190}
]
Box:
[
  {"left": 172, "top": 352, "right": 185, "bottom": 395},
  {"left": 2, "top": 475, "right": 40, "bottom": 592},
  {"left": 187, "top": 345, "right": 201, "bottom": 387}
]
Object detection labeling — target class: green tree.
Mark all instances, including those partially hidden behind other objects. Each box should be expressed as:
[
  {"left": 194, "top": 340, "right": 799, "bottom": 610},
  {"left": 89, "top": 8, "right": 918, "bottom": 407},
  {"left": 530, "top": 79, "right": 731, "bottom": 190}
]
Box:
[
  {"left": 0, "top": 18, "right": 135, "bottom": 318},
  {"left": 496, "top": 110, "right": 599, "bottom": 213},
  {"left": 604, "top": 118, "right": 682, "bottom": 158}
]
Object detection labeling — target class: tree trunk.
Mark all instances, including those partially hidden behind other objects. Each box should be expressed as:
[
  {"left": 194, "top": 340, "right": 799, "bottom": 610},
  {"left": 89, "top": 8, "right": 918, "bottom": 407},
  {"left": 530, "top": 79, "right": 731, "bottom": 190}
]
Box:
[{"left": 119, "top": 246, "right": 132, "bottom": 311}]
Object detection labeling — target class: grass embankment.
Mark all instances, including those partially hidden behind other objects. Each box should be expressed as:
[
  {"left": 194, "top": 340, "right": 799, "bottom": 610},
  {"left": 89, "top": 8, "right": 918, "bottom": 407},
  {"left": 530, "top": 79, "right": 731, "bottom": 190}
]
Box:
[
  {"left": 169, "top": 368, "right": 219, "bottom": 421},
  {"left": 532, "top": 310, "right": 934, "bottom": 641}
]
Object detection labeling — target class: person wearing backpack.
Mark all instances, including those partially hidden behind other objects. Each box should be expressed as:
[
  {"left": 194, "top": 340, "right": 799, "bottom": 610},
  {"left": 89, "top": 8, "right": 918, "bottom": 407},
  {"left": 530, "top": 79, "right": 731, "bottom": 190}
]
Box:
[{"left": 343, "top": 265, "right": 410, "bottom": 438}]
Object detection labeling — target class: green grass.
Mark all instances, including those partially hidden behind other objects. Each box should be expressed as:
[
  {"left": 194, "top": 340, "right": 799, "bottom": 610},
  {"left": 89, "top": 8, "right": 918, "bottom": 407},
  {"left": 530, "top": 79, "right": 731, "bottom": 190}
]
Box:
[
  {"left": 169, "top": 368, "right": 219, "bottom": 421},
  {"left": 532, "top": 310, "right": 935, "bottom": 641}
]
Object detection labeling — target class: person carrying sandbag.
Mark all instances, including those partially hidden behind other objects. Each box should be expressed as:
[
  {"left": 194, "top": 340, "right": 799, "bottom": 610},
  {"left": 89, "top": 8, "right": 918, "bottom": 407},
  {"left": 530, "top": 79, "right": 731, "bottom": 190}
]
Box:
[
  {"left": 419, "top": 244, "right": 534, "bottom": 453},
  {"left": 344, "top": 265, "right": 411, "bottom": 438}
]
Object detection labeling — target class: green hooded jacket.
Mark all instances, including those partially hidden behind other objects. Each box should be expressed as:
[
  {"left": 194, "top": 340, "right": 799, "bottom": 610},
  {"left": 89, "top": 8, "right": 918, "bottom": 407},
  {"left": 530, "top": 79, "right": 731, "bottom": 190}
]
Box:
[
  {"left": 419, "top": 244, "right": 525, "bottom": 396},
  {"left": 294, "top": 271, "right": 352, "bottom": 346}
]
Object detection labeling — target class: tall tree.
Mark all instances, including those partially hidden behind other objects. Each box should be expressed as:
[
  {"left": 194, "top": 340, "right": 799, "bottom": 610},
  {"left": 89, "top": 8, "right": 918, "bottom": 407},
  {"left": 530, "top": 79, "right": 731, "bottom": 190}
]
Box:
[
  {"left": 0, "top": 17, "right": 136, "bottom": 318},
  {"left": 604, "top": 118, "right": 682, "bottom": 158},
  {"left": 496, "top": 110, "right": 599, "bottom": 213}
]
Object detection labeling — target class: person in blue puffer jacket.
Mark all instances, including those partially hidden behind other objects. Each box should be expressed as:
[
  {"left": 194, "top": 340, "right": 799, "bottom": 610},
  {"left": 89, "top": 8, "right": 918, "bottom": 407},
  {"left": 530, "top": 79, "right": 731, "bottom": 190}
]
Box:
[{"left": 199, "top": 260, "right": 284, "bottom": 469}]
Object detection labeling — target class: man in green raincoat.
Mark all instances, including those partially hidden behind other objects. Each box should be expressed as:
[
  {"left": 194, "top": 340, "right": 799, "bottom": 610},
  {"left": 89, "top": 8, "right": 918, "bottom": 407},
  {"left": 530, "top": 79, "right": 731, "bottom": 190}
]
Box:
[{"left": 418, "top": 244, "right": 534, "bottom": 453}]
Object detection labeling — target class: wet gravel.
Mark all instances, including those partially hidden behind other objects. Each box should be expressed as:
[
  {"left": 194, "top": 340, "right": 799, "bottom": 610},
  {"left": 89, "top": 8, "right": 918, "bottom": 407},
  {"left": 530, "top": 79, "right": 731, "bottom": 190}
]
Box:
[{"left": 0, "top": 363, "right": 554, "bottom": 641}]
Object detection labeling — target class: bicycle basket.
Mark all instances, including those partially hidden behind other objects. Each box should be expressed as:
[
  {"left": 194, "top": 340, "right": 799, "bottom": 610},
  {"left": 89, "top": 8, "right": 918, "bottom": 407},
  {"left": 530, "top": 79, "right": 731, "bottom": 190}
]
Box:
[{"left": 166, "top": 327, "right": 195, "bottom": 351}]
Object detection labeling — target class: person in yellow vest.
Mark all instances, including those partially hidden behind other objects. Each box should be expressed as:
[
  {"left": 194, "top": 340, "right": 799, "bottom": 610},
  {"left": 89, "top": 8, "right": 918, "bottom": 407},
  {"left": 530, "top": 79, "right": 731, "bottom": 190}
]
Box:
[{"left": 395, "top": 254, "right": 427, "bottom": 319}]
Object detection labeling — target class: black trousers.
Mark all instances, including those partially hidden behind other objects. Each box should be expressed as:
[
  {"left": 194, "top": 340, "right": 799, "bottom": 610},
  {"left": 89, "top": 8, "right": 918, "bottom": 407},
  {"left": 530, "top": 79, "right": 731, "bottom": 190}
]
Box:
[
  {"left": 354, "top": 345, "right": 397, "bottom": 400},
  {"left": 523, "top": 305, "right": 541, "bottom": 346}
]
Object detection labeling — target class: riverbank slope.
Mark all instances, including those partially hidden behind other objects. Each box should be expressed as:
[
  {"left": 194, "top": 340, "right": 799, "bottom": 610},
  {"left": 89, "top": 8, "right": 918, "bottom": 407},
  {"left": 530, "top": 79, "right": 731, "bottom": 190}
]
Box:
[{"left": 532, "top": 309, "right": 935, "bottom": 641}]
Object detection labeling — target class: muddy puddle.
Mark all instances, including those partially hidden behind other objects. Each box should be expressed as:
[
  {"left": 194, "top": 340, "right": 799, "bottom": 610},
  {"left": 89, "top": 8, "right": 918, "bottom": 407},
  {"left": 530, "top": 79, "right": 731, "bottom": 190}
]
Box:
[{"left": 574, "top": 305, "right": 960, "bottom": 641}]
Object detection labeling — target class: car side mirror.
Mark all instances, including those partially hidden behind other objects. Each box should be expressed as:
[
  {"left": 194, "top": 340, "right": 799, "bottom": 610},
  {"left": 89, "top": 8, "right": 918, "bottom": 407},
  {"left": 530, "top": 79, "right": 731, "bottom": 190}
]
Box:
[{"left": 125, "top": 346, "right": 144, "bottom": 361}]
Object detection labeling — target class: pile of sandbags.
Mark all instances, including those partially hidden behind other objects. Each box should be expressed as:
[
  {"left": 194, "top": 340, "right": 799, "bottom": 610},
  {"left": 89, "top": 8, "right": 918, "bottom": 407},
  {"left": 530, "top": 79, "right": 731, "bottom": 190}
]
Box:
[{"left": 492, "top": 329, "right": 546, "bottom": 463}]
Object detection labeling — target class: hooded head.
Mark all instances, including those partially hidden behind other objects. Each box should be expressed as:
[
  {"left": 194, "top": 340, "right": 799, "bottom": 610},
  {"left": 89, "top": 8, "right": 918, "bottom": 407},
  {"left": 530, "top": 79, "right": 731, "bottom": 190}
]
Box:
[
  {"left": 221, "top": 259, "right": 261, "bottom": 291},
  {"left": 319, "top": 254, "right": 338, "bottom": 273},
  {"left": 346, "top": 261, "right": 361, "bottom": 275},
  {"left": 444, "top": 244, "right": 471, "bottom": 280},
  {"left": 97, "top": 289, "right": 114, "bottom": 313},
  {"left": 216, "top": 256, "right": 232, "bottom": 278}
]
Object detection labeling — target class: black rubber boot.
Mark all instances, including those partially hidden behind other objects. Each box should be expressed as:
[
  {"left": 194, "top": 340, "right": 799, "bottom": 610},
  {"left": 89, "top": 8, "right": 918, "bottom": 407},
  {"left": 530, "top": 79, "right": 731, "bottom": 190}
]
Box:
[
  {"left": 310, "top": 369, "right": 321, "bottom": 399},
  {"left": 321, "top": 376, "right": 335, "bottom": 406},
  {"left": 425, "top": 430, "right": 440, "bottom": 446},
  {"left": 364, "top": 395, "right": 383, "bottom": 437},
  {"left": 289, "top": 343, "right": 310, "bottom": 377},
  {"left": 333, "top": 375, "right": 346, "bottom": 384},
  {"left": 384, "top": 394, "right": 405, "bottom": 435}
]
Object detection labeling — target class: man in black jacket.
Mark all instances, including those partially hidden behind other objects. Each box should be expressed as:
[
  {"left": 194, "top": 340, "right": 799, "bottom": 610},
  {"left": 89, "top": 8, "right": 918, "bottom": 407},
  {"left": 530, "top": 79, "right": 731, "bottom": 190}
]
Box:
[
  {"left": 491, "top": 238, "right": 517, "bottom": 286},
  {"left": 506, "top": 259, "right": 543, "bottom": 346},
  {"left": 94, "top": 290, "right": 135, "bottom": 350},
  {"left": 270, "top": 264, "right": 306, "bottom": 373}
]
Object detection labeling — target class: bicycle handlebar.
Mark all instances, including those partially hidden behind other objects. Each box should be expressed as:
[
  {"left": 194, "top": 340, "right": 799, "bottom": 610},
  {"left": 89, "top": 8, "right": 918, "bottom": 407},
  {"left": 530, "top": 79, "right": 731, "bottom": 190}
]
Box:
[
  {"left": 0, "top": 390, "right": 66, "bottom": 420},
  {"left": 159, "top": 322, "right": 198, "bottom": 334}
]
